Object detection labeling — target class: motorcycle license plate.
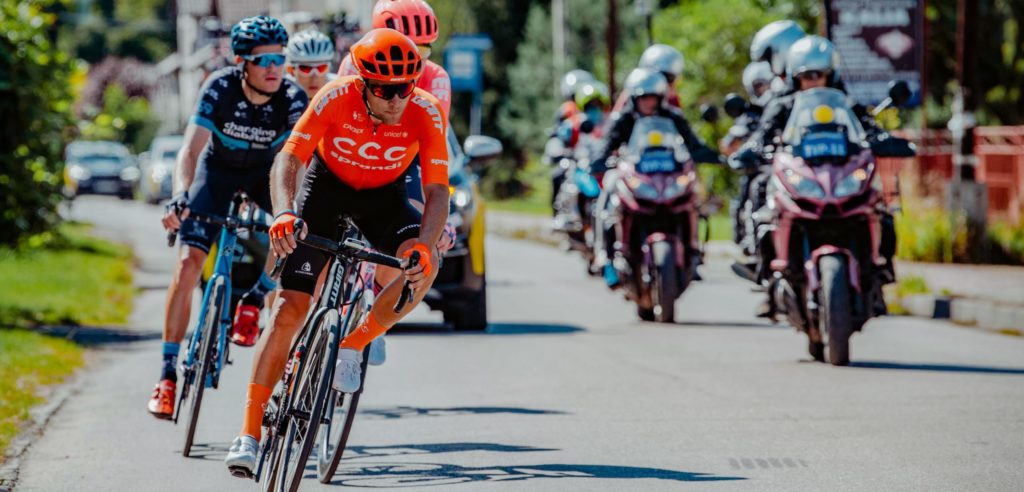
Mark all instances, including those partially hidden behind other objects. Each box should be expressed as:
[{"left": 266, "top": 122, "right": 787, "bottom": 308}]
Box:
[
  {"left": 637, "top": 150, "right": 678, "bottom": 174},
  {"left": 800, "top": 132, "right": 848, "bottom": 159}
]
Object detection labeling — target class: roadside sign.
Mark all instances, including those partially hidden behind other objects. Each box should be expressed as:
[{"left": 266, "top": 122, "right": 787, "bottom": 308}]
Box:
[{"left": 825, "top": 0, "right": 924, "bottom": 107}]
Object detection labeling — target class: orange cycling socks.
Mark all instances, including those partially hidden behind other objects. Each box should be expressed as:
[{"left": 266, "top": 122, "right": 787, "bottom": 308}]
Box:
[
  {"left": 340, "top": 313, "right": 388, "bottom": 351},
  {"left": 241, "top": 383, "right": 273, "bottom": 441}
]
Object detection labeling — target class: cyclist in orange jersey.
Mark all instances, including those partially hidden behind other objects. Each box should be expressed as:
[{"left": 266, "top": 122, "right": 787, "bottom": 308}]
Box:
[{"left": 224, "top": 29, "right": 449, "bottom": 475}]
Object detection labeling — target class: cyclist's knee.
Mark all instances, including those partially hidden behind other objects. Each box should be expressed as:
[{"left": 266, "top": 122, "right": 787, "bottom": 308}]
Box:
[
  {"left": 176, "top": 246, "right": 207, "bottom": 280},
  {"left": 269, "top": 291, "right": 312, "bottom": 330}
]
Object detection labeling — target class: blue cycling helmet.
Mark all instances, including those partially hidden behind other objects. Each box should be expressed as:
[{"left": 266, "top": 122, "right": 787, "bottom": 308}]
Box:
[{"left": 231, "top": 16, "right": 289, "bottom": 56}]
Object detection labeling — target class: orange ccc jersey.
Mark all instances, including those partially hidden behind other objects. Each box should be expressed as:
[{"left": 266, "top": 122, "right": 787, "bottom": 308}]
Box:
[{"left": 282, "top": 76, "right": 449, "bottom": 190}]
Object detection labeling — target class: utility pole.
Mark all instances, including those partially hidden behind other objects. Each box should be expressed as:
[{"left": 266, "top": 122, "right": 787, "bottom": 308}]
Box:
[
  {"left": 552, "top": 0, "right": 566, "bottom": 98},
  {"left": 606, "top": 0, "right": 617, "bottom": 94},
  {"left": 948, "top": 0, "right": 986, "bottom": 260}
]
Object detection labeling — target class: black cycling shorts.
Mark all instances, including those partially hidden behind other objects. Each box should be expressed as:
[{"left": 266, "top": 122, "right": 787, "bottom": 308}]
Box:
[
  {"left": 179, "top": 163, "right": 273, "bottom": 253},
  {"left": 280, "top": 157, "right": 422, "bottom": 294}
]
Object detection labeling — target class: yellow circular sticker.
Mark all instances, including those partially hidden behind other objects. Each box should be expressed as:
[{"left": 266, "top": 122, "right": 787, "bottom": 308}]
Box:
[
  {"left": 648, "top": 131, "right": 664, "bottom": 147},
  {"left": 813, "top": 105, "right": 835, "bottom": 124}
]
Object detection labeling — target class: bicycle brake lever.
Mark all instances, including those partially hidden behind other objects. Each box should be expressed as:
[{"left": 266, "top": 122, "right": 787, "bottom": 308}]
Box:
[
  {"left": 269, "top": 219, "right": 305, "bottom": 277},
  {"left": 394, "top": 251, "right": 420, "bottom": 313}
]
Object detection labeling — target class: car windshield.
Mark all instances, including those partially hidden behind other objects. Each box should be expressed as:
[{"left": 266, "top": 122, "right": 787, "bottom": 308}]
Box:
[
  {"left": 446, "top": 128, "right": 466, "bottom": 178},
  {"left": 782, "top": 88, "right": 866, "bottom": 147},
  {"left": 76, "top": 154, "right": 127, "bottom": 168},
  {"left": 625, "top": 116, "right": 690, "bottom": 162}
]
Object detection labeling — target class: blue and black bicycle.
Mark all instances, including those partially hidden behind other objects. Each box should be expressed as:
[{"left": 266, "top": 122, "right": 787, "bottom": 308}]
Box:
[{"left": 168, "top": 191, "right": 271, "bottom": 457}]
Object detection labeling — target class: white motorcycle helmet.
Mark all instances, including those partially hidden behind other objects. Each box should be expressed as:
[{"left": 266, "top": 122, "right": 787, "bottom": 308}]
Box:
[
  {"left": 638, "top": 44, "right": 685, "bottom": 83},
  {"left": 785, "top": 35, "right": 842, "bottom": 90},
  {"left": 623, "top": 68, "right": 669, "bottom": 99},
  {"left": 750, "top": 20, "right": 806, "bottom": 76},
  {"left": 742, "top": 61, "right": 774, "bottom": 106},
  {"left": 560, "top": 69, "right": 596, "bottom": 100}
]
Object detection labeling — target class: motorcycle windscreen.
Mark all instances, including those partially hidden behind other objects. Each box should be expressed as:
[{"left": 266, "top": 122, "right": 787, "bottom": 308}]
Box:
[
  {"left": 781, "top": 88, "right": 866, "bottom": 150},
  {"left": 637, "top": 148, "right": 681, "bottom": 174},
  {"left": 625, "top": 116, "right": 691, "bottom": 166}
]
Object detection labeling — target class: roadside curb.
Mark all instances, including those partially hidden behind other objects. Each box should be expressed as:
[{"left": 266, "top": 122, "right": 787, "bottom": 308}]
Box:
[
  {"left": 0, "top": 368, "right": 85, "bottom": 491},
  {"left": 897, "top": 294, "right": 1024, "bottom": 336}
]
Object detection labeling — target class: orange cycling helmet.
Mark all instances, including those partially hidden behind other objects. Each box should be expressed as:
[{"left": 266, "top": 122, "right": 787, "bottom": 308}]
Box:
[
  {"left": 350, "top": 28, "right": 424, "bottom": 83},
  {"left": 372, "top": 0, "right": 439, "bottom": 45}
]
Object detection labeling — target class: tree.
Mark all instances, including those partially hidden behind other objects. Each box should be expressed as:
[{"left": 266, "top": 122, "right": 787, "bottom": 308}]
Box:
[{"left": 0, "top": 1, "right": 77, "bottom": 247}]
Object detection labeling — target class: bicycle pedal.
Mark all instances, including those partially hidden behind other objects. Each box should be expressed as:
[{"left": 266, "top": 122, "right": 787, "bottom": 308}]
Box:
[{"left": 228, "top": 466, "right": 254, "bottom": 479}]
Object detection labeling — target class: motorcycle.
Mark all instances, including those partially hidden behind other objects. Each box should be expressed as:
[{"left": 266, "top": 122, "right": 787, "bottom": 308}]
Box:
[
  {"left": 604, "top": 116, "right": 703, "bottom": 323},
  {"left": 758, "top": 87, "right": 913, "bottom": 365},
  {"left": 552, "top": 126, "right": 605, "bottom": 273}
]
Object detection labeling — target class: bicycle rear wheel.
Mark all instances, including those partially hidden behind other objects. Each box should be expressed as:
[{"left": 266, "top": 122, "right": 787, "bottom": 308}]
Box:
[
  {"left": 182, "top": 277, "right": 225, "bottom": 457},
  {"left": 276, "top": 309, "right": 340, "bottom": 492}
]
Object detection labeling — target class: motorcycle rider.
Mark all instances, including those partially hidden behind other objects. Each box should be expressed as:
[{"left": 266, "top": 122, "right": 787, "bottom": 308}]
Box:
[
  {"left": 556, "top": 81, "right": 612, "bottom": 148},
  {"left": 722, "top": 61, "right": 774, "bottom": 246},
  {"left": 731, "top": 35, "right": 896, "bottom": 316},
  {"left": 612, "top": 44, "right": 685, "bottom": 112},
  {"left": 592, "top": 68, "right": 718, "bottom": 288},
  {"left": 556, "top": 69, "right": 596, "bottom": 124}
]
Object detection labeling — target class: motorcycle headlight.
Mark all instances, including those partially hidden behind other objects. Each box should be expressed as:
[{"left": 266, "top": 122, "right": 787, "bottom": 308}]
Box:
[
  {"left": 665, "top": 171, "right": 695, "bottom": 198},
  {"left": 120, "top": 166, "right": 141, "bottom": 181},
  {"left": 784, "top": 169, "right": 825, "bottom": 199},
  {"left": 68, "top": 164, "right": 91, "bottom": 181},
  {"left": 834, "top": 168, "right": 869, "bottom": 198},
  {"left": 623, "top": 175, "right": 660, "bottom": 200},
  {"left": 449, "top": 185, "right": 473, "bottom": 210}
]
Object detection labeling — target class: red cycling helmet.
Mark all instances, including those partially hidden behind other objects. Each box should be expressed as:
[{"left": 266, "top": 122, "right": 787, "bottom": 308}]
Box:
[
  {"left": 372, "top": 0, "right": 439, "bottom": 45},
  {"left": 349, "top": 28, "right": 424, "bottom": 83}
]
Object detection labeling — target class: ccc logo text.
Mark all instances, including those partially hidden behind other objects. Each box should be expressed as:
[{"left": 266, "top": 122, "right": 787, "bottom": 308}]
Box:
[{"left": 332, "top": 138, "right": 408, "bottom": 162}]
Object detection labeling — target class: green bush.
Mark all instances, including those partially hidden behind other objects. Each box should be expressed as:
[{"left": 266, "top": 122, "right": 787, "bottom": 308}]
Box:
[
  {"left": 0, "top": 1, "right": 77, "bottom": 248},
  {"left": 79, "top": 83, "right": 160, "bottom": 153}
]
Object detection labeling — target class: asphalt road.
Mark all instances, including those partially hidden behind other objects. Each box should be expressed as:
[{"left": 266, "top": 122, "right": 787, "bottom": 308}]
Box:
[{"left": 13, "top": 196, "right": 1024, "bottom": 491}]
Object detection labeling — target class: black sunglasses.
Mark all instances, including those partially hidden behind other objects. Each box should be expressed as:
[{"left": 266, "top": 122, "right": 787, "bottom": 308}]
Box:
[{"left": 366, "top": 81, "right": 416, "bottom": 100}]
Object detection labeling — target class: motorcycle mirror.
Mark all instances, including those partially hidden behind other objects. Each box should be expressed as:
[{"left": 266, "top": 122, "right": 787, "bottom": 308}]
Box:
[
  {"left": 723, "top": 93, "right": 749, "bottom": 119},
  {"left": 579, "top": 120, "right": 595, "bottom": 134},
  {"left": 464, "top": 135, "right": 504, "bottom": 161},
  {"left": 700, "top": 103, "right": 719, "bottom": 124},
  {"left": 888, "top": 80, "right": 912, "bottom": 107}
]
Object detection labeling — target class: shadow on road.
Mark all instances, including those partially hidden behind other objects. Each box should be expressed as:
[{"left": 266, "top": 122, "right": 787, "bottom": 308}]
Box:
[
  {"left": 185, "top": 442, "right": 231, "bottom": 461},
  {"left": 323, "top": 462, "right": 745, "bottom": 487},
  {"left": 30, "top": 325, "right": 161, "bottom": 346},
  {"left": 674, "top": 320, "right": 781, "bottom": 329},
  {"left": 359, "top": 406, "right": 568, "bottom": 420},
  {"left": 850, "top": 361, "right": 1024, "bottom": 375},
  {"left": 392, "top": 322, "right": 585, "bottom": 335},
  {"left": 344, "top": 442, "right": 558, "bottom": 459}
]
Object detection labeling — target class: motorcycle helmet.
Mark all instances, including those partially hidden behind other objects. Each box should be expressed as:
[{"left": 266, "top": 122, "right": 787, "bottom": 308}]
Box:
[
  {"left": 638, "top": 44, "right": 685, "bottom": 83},
  {"left": 574, "top": 81, "right": 611, "bottom": 111},
  {"left": 742, "top": 61, "right": 774, "bottom": 106},
  {"left": 749, "top": 20, "right": 805, "bottom": 76},
  {"left": 231, "top": 15, "right": 289, "bottom": 56},
  {"left": 786, "top": 35, "right": 841, "bottom": 89},
  {"left": 623, "top": 68, "right": 668, "bottom": 99},
  {"left": 287, "top": 29, "right": 335, "bottom": 64},
  {"left": 561, "top": 69, "right": 596, "bottom": 100}
]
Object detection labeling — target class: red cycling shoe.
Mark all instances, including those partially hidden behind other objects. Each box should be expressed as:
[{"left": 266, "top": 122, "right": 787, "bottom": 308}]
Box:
[
  {"left": 231, "top": 303, "right": 260, "bottom": 347},
  {"left": 147, "top": 379, "right": 176, "bottom": 419}
]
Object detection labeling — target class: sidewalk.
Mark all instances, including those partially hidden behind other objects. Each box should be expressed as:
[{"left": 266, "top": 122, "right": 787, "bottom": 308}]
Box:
[
  {"left": 487, "top": 210, "right": 1024, "bottom": 333},
  {"left": 894, "top": 261, "right": 1024, "bottom": 333}
]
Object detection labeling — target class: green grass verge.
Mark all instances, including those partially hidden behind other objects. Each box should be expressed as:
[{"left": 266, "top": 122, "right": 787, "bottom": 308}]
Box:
[
  {"left": 0, "top": 329, "right": 84, "bottom": 462},
  {"left": 0, "top": 222, "right": 134, "bottom": 327}
]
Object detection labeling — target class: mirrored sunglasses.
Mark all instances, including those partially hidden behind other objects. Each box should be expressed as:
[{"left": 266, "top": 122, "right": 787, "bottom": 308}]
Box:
[
  {"left": 366, "top": 81, "right": 416, "bottom": 100},
  {"left": 296, "top": 63, "right": 329, "bottom": 75},
  {"left": 241, "top": 53, "right": 286, "bottom": 67}
]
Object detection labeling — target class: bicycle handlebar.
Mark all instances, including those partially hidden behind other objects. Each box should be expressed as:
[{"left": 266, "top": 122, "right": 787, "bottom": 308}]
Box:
[{"left": 166, "top": 210, "right": 271, "bottom": 248}]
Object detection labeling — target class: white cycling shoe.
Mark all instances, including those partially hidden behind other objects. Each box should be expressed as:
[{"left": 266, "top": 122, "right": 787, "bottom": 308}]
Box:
[
  {"left": 332, "top": 348, "right": 363, "bottom": 393},
  {"left": 225, "top": 435, "right": 258, "bottom": 478},
  {"left": 368, "top": 336, "right": 386, "bottom": 366}
]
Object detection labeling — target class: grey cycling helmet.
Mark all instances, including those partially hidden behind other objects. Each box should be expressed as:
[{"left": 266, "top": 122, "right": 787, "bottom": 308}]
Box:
[
  {"left": 749, "top": 20, "right": 805, "bottom": 76},
  {"left": 231, "top": 15, "right": 289, "bottom": 56},
  {"left": 786, "top": 35, "right": 841, "bottom": 87},
  {"left": 623, "top": 68, "right": 668, "bottom": 98},
  {"left": 638, "top": 44, "right": 685, "bottom": 81},
  {"left": 561, "top": 69, "right": 595, "bottom": 100},
  {"left": 742, "top": 61, "right": 774, "bottom": 104},
  {"left": 287, "top": 29, "right": 335, "bottom": 64}
]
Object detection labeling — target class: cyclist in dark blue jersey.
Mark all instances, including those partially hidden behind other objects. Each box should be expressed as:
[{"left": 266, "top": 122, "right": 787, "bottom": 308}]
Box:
[{"left": 148, "top": 15, "right": 308, "bottom": 420}]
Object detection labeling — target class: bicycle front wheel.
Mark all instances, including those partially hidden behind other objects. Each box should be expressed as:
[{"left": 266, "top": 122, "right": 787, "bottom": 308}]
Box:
[
  {"left": 316, "top": 344, "right": 369, "bottom": 482},
  {"left": 277, "top": 309, "right": 340, "bottom": 492},
  {"left": 182, "top": 277, "right": 225, "bottom": 457}
]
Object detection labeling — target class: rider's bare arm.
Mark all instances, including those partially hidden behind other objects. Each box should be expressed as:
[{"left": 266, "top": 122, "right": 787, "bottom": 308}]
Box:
[
  {"left": 419, "top": 183, "right": 450, "bottom": 253},
  {"left": 270, "top": 151, "right": 304, "bottom": 216},
  {"left": 173, "top": 123, "right": 211, "bottom": 195}
]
